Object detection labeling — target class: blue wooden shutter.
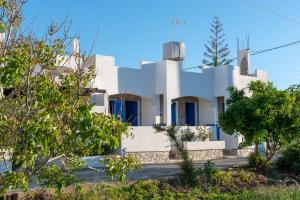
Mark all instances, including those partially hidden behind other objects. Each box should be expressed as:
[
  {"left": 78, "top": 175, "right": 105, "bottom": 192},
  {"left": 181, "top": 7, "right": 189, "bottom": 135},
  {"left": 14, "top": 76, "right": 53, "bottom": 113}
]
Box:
[
  {"left": 185, "top": 102, "right": 195, "bottom": 126},
  {"left": 171, "top": 102, "right": 177, "bottom": 126},
  {"left": 110, "top": 100, "right": 125, "bottom": 122},
  {"left": 125, "top": 100, "right": 138, "bottom": 126}
]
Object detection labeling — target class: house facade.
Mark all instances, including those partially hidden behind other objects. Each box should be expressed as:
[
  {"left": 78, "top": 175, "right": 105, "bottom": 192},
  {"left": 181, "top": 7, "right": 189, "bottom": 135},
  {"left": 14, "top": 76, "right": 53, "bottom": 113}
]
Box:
[{"left": 62, "top": 40, "right": 268, "bottom": 163}]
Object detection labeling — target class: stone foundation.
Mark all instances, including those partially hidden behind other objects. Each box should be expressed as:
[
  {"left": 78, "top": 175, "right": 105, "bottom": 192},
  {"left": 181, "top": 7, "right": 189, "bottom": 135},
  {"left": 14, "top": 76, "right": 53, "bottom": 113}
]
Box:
[
  {"left": 188, "top": 149, "right": 223, "bottom": 160},
  {"left": 224, "top": 148, "right": 255, "bottom": 157},
  {"left": 126, "top": 149, "right": 224, "bottom": 164},
  {"left": 237, "top": 148, "right": 255, "bottom": 157},
  {"left": 126, "top": 151, "right": 170, "bottom": 164},
  {"left": 174, "top": 149, "right": 223, "bottom": 160}
]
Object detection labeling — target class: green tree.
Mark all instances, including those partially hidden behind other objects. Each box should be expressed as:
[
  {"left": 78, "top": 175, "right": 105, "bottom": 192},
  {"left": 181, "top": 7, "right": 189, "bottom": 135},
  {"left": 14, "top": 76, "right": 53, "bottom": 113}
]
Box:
[
  {"left": 0, "top": 0, "right": 139, "bottom": 195},
  {"left": 219, "top": 81, "right": 300, "bottom": 164},
  {"left": 203, "top": 16, "right": 232, "bottom": 67}
]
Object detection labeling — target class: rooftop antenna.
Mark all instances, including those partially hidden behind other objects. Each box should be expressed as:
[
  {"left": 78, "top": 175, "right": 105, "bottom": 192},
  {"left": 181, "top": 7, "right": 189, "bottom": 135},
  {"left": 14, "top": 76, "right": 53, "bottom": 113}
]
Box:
[
  {"left": 173, "top": 17, "right": 187, "bottom": 29},
  {"left": 246, "top": 34, "right": 250, "bottom": 49},
  {"left": 172, "top": 17, "right": 187, "bottom": 41}
]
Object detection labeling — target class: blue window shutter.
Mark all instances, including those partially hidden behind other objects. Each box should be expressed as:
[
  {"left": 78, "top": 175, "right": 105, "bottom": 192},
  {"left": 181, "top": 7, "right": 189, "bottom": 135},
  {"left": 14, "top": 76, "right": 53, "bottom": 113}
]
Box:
[
  {"left": 185, "top": 102, "right": 195, "bottom": 126},
  {"left": 125, "top": 101, "right": 138, "bottom": 126},
  {"left": 171, "top": 102, "right": 177, "bottom": 126},
  {"left": 110, "top": 100, "right": 125, "bottom": 122},
  {"left": 216, "top": 125, "right": 221, "bottom": 141},
  {"left": 109, "top": 100, "right": 115, "bottom": 116}
]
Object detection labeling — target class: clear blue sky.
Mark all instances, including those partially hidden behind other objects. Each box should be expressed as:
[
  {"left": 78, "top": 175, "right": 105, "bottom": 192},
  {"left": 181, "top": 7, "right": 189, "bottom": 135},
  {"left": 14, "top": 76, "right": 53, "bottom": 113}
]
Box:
[{"left": 23, "top": 0, "right": 300, "bottom": 89}]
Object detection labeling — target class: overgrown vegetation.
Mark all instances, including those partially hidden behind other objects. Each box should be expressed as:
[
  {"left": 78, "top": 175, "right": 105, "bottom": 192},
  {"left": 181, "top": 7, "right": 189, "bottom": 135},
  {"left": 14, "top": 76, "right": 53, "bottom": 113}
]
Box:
[
  {"left": 276, "top": 139, "right": 300, "bottom": 174},
  {"left": 247, "top": 153, "right": 268, "bottom": 169},
  {"left": 11, "top": 179, "right": 300, "bottom": 200},
  {"left": 0, "top": 0, "right": 139, "bottom": 195}
]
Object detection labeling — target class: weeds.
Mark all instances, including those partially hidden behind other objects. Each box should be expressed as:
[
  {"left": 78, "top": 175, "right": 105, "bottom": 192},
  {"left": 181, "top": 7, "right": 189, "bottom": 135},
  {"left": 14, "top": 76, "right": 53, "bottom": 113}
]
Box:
[{"left": 19, "top": 181, "right": 300, "bottom": 200}]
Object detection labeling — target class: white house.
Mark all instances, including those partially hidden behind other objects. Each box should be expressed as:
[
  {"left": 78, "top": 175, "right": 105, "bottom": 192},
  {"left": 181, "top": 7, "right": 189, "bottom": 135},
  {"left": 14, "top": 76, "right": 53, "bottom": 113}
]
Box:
[{"left": 61, "top": 40, "right": 268, "bottom": 163}]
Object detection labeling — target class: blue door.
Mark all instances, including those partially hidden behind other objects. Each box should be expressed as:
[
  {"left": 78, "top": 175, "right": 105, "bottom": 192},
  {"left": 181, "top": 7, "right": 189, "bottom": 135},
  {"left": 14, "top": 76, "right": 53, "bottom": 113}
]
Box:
[
  {"left": 185, "top": 102, "right": 195, "bottom": 126},
  {"left": 171, "top": 102, "right": 177, "bottom": 126},
  {"left": 110, "top": 100, "right": 125, "bottom": 122},
  {"left": 125, "top": 100, "right": 138, "bottom": 126}
]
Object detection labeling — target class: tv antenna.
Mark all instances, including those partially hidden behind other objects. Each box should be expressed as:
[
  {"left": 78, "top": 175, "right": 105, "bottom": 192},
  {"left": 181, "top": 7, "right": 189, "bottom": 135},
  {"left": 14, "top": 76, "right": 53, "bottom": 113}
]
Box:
[
  {"left": 172, "top": 17, "right": 187, "bottom": 40},
  {"left": 173, "top": 17, "right": 187, "bottom": 28}
]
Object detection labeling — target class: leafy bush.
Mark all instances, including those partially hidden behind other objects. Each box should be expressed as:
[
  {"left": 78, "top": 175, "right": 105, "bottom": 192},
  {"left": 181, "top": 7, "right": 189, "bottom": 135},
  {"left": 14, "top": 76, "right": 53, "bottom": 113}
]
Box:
[
  {"left": 202, "top": 160, "right": 218, "bottom": 181},
  {"left": 102, "top": 155, "right": 141, "bottom": 181},
  {"left": 201, "top": 160, "right": 232, "bottom": 186},
  {"left": 211, "top": 170, "right": 232, "bottom": 186},
  {"left": 236, "top": 169, "right": 255, "bottom": 183},
  {"left": 247, "top": 153, "right": 267, "bottom": 169},
  {"left": 276, "top": 140, "right": 300, "bottom": 174},
  {"left": 125, "top": 180, "right": 160, "bottom": 200}
]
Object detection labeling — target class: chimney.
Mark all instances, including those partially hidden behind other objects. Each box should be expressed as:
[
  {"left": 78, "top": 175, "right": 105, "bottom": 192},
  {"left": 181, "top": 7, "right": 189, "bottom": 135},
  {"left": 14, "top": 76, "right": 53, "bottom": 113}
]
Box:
[
  {"left": 237, "top": 49, "right": 250, "bottom": 75},
  {"left": 72, "top": 38, "right": 80, "bottom": 55}
]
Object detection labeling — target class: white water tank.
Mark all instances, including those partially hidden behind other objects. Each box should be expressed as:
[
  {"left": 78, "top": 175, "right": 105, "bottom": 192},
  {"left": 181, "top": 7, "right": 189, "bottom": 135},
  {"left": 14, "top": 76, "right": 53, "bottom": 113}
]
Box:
[{"left": 163, "top": 41, "right": 185, "bottom": 61}]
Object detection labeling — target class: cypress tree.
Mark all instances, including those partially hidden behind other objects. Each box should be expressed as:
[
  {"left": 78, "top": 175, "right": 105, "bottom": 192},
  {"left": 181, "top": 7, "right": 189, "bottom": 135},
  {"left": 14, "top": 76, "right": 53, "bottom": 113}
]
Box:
[{"left": 203, "top": 16, "right": 232, "bottom": 67}]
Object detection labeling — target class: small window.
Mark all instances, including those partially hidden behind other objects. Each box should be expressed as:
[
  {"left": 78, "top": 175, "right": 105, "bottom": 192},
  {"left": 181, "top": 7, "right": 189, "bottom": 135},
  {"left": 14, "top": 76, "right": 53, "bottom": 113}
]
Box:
[{"left": 90, "top": 93, "right": 105, "bottom": 106}]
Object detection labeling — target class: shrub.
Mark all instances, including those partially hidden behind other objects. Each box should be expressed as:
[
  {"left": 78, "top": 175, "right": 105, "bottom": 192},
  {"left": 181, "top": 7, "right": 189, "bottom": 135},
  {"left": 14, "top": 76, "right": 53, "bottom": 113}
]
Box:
[
  {"left": 276, "top": 140, "right": 300, "bottom": 174},
  {"left": 125, "top": 180, "right": 160, "bottom": 200},
  {"left": 211, "top": 170, "right": 233, "bottom": 186},
  {"left": 247, "top": 153, "right": 267, "bottom": 169},
  {"left": 202, "top": 160, "right": 218, "bottom": 181},
  {"left": 236, "top": 170, "right": 255, "bottom": 183},
  {"left": 201, "top": 160, "right": 232, "bottom": 186}
]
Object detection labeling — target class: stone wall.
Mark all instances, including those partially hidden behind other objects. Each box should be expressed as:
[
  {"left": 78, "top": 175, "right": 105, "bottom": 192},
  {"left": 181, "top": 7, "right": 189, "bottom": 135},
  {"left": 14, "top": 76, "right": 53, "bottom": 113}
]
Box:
[
  {"left": 188, "top": 149, "right": 223, "bottom": 160},
  {"left": 126, "top": 151, "right": 170, "bottom": 164},
  {"left": 126, "top": 149, "right": 224, "bottom": 164},
  {"left": 173, "top": 149, "right": 223, "bottom": 160},
  {"left": 236, "top": 148, "right": 255, "bottom": 157},
  {"left": 223, "top": 147, "right": 255, "bottom": 157}
]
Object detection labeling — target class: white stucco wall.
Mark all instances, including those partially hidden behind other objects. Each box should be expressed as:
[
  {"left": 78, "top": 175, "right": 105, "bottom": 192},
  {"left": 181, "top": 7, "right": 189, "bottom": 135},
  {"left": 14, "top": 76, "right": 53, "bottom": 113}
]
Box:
[
  {"left": 141, "top": 97, "right": 155, "bottom": 126},
  {"left": 232, "top": 67, "right": 268, "bottom": 90},
  {"left": 180, "top": 71, "right": 214, "bottom": 100},
  {"left": 184, "top": 141, "right": 225, "bottom": 150},
  {"left": 121, "top": 126, "right": 224, "bottom": 152},
  {"left": 198, "top": 98, "right": 214, "bottom": 125},
  {"left": 220, "top": 131, "right": 239, "bottom": 150},
  {"left": 164, "top": 61, "right": 181, "bottom": 125},
  {"left": 121, "top": 126, "right": 171, "bottom": 152},
  {"left": 118, "top": 66, "right": 154, "bottom": 98},
  {"left": 57, "top": 42, "right": 268, "bottom": 151},
  {"left": 212, "top": 65, "right": 234, "bottom": 98},
  {"left": 86, "top": 54, "right": 267, "bottom": 128},
  {"left": 93, "top": 55, "right": 119, "bottom": 95}
]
